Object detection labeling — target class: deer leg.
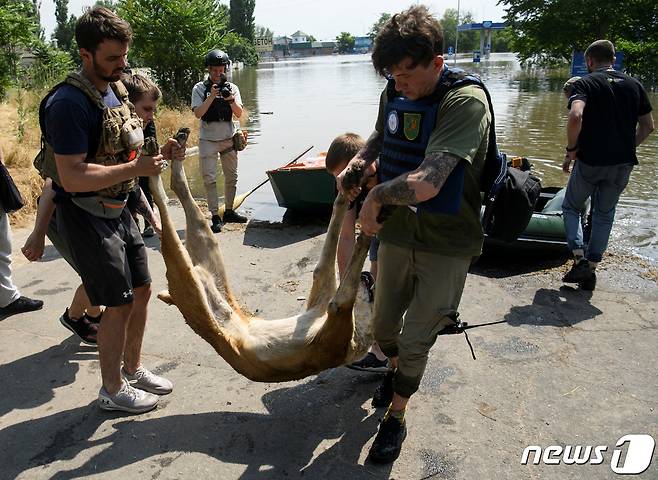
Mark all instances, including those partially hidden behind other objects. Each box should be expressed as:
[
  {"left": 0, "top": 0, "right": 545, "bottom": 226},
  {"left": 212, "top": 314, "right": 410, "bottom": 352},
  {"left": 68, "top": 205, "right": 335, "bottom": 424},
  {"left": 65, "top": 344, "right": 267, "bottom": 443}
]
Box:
[
  {"left": 157, "top": 290, "right": 174, "bottom": 305},
  {"left": 168, "top": 160, "right": 244, "bottom": 317},
  {"left": 311, "top": 232, "right": 371, "bottom": 359},
  {"left": 328, "top": 232, "right": 371, "bottom": 315},
  {"left": 148, "top": 174, "right": 205, "bottom": 308},
  {"left": 305, "top": 193, "right": 349, "bottom": 310}
]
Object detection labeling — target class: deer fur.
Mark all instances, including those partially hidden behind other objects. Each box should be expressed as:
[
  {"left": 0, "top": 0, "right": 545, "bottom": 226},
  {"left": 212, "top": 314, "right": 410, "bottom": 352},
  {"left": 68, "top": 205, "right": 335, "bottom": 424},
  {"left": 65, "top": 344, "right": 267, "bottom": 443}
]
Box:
[{"left": 148, "top": 159, "right": 375, "bottom": 382}]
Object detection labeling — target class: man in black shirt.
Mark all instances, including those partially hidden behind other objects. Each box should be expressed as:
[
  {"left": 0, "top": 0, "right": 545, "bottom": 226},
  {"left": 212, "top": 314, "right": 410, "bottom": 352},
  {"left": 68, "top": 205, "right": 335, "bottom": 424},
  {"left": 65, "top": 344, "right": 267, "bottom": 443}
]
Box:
[{"left": 562, "top": 40, "right": 654, "bottom": 290}]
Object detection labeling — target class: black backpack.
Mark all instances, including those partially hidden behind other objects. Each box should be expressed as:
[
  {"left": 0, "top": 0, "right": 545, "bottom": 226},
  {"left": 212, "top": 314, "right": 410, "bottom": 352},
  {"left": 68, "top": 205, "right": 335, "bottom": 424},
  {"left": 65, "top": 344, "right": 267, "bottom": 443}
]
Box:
[{"left": 433, "top": 69, "right": 541, "bottom": 243}]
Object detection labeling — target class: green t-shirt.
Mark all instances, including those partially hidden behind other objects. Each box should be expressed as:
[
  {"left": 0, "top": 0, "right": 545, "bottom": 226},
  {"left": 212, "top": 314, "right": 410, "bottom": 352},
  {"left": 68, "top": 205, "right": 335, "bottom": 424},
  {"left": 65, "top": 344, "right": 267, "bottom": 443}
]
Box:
[{"left": 375, "top": 84, "right": 491, "bottom": 257}]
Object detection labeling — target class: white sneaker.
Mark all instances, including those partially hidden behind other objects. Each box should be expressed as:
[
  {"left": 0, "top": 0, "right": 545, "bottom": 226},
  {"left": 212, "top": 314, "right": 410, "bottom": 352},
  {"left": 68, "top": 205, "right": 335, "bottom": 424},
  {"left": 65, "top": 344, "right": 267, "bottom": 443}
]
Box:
[
  {"left": 122, "top": 365, "right": 174, "bottom": 395},
  {"left": 98, "top": 381, "right": 159, "bottom": 413}
]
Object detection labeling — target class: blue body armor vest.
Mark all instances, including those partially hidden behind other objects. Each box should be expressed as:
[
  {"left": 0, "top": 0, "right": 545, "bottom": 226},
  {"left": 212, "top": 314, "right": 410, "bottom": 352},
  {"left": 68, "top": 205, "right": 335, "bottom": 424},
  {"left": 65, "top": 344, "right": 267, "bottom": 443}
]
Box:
[{"left": 378, "top": 67, "right": 490, "bottom": 215}]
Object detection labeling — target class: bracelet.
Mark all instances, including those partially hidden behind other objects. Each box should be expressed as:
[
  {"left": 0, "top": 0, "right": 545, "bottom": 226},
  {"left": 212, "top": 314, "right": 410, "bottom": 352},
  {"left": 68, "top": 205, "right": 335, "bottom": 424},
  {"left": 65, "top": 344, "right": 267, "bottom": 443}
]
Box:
[{"left": 565, "top": 145, "right": 578, "bottom": 152}]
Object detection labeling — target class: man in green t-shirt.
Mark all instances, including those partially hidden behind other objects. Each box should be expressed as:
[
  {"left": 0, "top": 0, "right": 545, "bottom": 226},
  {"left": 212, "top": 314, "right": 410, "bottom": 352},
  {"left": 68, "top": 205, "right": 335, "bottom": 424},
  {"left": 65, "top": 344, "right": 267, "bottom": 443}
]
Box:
[{"left": 338, "top": 5, "right": 491, "bottom": 464}]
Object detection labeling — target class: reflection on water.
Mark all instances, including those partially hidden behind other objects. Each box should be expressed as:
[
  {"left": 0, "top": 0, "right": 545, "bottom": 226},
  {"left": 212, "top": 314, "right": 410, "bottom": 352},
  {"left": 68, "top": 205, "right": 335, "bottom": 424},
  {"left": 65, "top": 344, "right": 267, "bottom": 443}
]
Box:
[{"left": 178, "top": 53, "right": 658, "bottom": 262}]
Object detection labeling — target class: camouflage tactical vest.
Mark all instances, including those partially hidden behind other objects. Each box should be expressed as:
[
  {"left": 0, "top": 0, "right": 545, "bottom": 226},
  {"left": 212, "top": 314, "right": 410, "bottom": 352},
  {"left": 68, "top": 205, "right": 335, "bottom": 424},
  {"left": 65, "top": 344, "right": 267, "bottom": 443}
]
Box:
[{"left": 35, "top": 72, "right": 144, "bottom": 198}]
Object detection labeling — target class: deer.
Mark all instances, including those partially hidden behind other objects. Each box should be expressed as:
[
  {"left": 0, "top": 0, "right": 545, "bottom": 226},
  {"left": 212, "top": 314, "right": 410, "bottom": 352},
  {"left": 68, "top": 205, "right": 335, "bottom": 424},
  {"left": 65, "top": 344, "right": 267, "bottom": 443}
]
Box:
[{"left": 146, "top": 132, "right": 375, "bottom": 382}]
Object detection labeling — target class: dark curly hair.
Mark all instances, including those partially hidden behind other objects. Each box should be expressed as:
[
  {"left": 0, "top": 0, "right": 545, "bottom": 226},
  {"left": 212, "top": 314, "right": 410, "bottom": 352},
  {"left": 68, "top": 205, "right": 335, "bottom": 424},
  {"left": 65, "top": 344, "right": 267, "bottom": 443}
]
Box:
[
  {"left": 371, "top": 5, "right": 443, "bottom": 77},
  {"left": 75, "top": 6, "right": 132, "bottom": 53}
]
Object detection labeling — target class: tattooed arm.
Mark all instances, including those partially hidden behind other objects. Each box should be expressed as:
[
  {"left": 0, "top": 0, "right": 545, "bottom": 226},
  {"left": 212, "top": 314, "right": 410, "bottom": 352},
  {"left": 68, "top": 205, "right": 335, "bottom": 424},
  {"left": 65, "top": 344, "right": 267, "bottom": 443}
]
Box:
[
  {"left": 337, "top": 130, "right": 383, "bottom": 200},
  {"left": 359, "top": 151, "right": 461, "bottom": 236},
  {"left": 357, "top": 130, "right": 384, "bottom": 165}
]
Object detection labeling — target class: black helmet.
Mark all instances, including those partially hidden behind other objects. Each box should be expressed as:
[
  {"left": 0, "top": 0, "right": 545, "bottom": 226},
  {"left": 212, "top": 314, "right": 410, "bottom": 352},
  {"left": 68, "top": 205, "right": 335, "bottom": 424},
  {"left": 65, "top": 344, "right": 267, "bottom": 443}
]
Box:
[{"left": 205, "top": 49, "right": 230, "bottom": 67}]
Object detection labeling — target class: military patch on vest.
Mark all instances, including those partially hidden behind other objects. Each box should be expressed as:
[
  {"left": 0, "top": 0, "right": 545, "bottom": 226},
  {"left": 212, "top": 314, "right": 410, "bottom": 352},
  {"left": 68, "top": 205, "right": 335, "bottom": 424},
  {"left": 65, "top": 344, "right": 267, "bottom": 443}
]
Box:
[
  {"left": 387, "top": 110, "right": 399, "bottom": 134},
  {"left": 403, "top": 112, "right": 421, "bottom": 141}
]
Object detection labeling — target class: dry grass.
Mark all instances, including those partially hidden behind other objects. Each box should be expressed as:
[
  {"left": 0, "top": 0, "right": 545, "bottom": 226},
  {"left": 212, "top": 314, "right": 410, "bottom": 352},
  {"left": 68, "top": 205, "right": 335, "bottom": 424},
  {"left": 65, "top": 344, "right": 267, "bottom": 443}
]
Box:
[
  {"left": 156, "top": 107, "right": 200, "bottom": 146},
  {"left": 155, "top": 104, "right": 249, "bottom": 146},
  {"left": 0, "top": 97, "right": 44, "bottom": 228}
]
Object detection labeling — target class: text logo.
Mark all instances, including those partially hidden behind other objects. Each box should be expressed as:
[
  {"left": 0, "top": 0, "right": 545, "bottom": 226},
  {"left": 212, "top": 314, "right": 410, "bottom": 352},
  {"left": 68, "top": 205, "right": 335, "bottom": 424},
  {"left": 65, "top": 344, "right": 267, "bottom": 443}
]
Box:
[{"left": 521, "top": 434, "right": 655, "bottom": 474}]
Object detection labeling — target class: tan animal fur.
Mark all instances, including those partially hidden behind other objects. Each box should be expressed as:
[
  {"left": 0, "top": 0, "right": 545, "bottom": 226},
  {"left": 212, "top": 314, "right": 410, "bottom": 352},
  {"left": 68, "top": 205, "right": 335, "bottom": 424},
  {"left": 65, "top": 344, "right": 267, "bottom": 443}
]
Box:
[{"left": 148, "top": 158, "right": 375, "bottom": 382}]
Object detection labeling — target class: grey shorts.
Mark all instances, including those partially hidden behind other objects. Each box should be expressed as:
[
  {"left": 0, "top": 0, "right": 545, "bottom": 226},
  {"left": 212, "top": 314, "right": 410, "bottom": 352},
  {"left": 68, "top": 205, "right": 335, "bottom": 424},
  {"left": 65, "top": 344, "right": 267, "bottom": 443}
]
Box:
[{"left": 55, "top": 199, "right": 151, "bottom": 307}]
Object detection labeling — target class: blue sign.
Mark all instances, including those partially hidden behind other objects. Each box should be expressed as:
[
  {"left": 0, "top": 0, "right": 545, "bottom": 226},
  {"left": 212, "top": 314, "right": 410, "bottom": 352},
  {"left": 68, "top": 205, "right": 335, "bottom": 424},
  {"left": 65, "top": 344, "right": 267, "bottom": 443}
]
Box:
[
  {"left": 571, "top": 51, "right": 625, "bottom": 77},
  {"left": 447, "top": 46, "right": 454, "bottom": 56},
  {"left": 473, "top": 50, "right": 481, "bottom": 63},
  {"left": 482, "top": 20, "right": 492, "bottom": 29}
]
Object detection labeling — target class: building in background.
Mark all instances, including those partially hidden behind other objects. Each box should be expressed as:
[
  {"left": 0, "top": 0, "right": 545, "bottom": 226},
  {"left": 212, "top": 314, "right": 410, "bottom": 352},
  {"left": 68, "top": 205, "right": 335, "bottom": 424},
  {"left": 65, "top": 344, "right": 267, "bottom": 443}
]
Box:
[{"left": 271, "top": 32, "right": 336, "bottom": 60}]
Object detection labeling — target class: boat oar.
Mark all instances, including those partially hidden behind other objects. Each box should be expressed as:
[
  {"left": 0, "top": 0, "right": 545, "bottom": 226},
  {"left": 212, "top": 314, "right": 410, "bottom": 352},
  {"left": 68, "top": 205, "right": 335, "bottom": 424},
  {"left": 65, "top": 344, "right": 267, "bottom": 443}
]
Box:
[{"left": 218, "top": 145, "right": 314, "bottom": 219}]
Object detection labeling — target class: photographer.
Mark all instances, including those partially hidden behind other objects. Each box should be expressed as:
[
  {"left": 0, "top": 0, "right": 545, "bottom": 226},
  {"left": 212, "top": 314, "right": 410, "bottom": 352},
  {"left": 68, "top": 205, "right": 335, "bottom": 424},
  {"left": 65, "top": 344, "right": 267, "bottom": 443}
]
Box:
[{"left": 191, "top": 49, "right": 246, "bottom": 233}]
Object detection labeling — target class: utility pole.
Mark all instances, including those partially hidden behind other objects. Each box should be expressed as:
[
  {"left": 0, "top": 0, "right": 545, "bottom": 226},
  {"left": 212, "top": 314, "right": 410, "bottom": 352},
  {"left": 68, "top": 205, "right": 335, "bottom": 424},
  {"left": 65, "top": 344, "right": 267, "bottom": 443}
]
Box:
[{"left": 454, "top": 0, "right": 460, "bottom": 65}]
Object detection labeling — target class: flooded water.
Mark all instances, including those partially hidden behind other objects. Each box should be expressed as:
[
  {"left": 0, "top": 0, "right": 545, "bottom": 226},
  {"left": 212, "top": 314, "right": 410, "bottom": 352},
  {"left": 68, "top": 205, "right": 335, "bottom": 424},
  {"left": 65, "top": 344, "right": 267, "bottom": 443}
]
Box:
[{"left": 178, "top": 53, "right": 658, "bottom": 262}]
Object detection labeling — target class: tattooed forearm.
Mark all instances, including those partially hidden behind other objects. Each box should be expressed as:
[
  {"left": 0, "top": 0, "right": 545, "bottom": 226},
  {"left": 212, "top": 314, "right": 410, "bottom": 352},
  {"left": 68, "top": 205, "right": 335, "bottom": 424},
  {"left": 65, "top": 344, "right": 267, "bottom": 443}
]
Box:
[
  {"left": 370, "top": 173, "right": 417, "bottom": 205},
  {"left": 357, "top": 130, "right": 383, "bottom": 164},
  {"left": 414, "top": 152, "right": 461, "bottom": 192},
  {"left": 371, "top": 151, "right": 461, "bottom": 206}
]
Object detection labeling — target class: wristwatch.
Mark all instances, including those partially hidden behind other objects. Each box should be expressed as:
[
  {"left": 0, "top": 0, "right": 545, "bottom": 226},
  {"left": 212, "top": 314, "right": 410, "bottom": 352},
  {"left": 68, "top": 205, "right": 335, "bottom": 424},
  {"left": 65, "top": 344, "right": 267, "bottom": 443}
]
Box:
[{"left": 565, "top": 145, "right": 578, "bottom": 152}]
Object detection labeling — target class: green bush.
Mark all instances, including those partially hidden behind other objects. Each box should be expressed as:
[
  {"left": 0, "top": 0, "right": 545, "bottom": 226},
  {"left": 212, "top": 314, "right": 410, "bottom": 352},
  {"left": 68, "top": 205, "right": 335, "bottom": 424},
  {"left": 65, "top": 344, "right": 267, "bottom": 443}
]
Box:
[{"left": 616, "top": 40, "right": 658, "bottom": 88}]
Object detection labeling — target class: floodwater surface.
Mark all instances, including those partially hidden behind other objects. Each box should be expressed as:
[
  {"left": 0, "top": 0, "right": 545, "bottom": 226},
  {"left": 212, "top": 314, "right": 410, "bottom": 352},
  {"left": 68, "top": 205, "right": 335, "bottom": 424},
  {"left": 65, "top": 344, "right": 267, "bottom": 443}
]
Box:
[{"left": 175, "top": 53, "right": 658, "bottom": 262}]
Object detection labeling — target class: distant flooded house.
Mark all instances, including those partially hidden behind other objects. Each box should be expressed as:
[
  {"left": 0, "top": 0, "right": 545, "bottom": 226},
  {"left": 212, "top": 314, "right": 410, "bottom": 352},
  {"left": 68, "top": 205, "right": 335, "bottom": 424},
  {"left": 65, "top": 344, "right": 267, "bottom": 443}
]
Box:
[
  {"left": 291, "top": 31, "right": 310, "bottom": 44},
  {"left": 273, "top": 33, "right": 336, "bottom": 58}
]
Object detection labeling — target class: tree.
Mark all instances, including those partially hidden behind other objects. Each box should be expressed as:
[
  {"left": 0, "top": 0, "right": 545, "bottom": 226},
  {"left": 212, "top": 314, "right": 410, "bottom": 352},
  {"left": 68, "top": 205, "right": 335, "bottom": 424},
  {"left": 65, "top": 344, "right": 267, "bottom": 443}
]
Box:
[
  {"left": 368, "top": 13, "right": 390, "bottom": 41},
  {"left": 95, "top": 0, "right": 117, "bottom": 10},
  {"left": 335, "top": 32, "right": 355, "bottom": 54},
  {"left": 255, "top": 24, "right": 273, "bottom": 39},
  {"left": 0, "top": 0, "right": 40, "bottom": 97},
  {"left": 229, "top": 0, "right": 255, "bottom": 41},
  {"left": 52, "top": 0, "right": 76, "bottom": 52},
  {"left": 491, "top": 27, "right": 513, "bottom": 53},
  {"left": 118, "top": 0, "right": 256, "bottom": 105},
  {"left": 500, "top": 0, "right": 658, "bottom": 71},
  {"left": 440, "top": 9, "right": 478, "bottom": 54}
]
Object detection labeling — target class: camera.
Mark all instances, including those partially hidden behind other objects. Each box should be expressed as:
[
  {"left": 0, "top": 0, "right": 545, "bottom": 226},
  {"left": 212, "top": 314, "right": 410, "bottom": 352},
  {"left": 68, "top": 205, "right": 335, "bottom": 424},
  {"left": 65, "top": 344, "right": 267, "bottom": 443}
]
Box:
[{"left": 213, "top": 73, "right": 233, "bottom": 99}]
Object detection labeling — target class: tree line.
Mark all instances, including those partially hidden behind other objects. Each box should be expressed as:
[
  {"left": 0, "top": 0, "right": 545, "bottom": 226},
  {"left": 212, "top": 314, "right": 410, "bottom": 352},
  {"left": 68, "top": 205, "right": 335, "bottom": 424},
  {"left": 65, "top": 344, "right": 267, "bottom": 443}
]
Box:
[
  {"left": 335, "top": 11, "right": 513, "bottom": 56},
  {"left": 1, "top": 0, "right": 654, "bottom": 103},
  {"left": 500, "top": 0, "right": 657, "bottom": 85},
  {"left": 0, "top": 0, "right": 260, "bottom": 104}
]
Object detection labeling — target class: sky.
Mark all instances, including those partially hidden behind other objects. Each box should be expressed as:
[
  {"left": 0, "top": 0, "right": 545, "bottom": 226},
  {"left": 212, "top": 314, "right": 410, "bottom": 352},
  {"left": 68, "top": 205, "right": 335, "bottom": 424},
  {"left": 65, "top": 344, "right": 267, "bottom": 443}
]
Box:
[{"left": 39, "top": 0, "right": 506, "bottom": 42}]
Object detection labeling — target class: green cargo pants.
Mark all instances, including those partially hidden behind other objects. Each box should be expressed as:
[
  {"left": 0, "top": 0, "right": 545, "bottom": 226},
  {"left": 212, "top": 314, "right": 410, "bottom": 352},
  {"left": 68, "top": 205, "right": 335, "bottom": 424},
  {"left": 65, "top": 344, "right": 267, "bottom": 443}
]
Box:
[{"left": 374, "top": 241, "right": 471, "bottom": 398}]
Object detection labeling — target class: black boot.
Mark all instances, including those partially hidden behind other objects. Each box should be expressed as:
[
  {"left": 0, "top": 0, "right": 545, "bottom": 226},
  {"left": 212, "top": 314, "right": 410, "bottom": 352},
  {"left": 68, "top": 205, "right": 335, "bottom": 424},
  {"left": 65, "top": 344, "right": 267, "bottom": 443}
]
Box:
[
  {"left": 368, "top": 414, "right": 407, "bottom": 463},
  {"left": 223, "top": 209, "right": 247, "bottom": 223},
  {"left": 579, "top": 271, "right": 597, "bottom": 291},
  {"left": 562, "top": 259, "right": 592, "bottom": 283},
  {"left": 210, "top": 215, "right": 222, "bottom": 233}
]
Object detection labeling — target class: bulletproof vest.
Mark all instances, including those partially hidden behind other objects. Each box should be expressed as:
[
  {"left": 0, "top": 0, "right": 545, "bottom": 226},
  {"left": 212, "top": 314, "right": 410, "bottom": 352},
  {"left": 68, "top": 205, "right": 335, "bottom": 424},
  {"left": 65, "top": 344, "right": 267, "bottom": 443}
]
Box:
[
  {"left": 379, "top": 67, "right": 489, "bottom": 215},
  {"left": 200, "top": 79, "right": 234, "bottom": 122},
  {"left": 35, "top": 72, "right": 143, "bottom": 198}
]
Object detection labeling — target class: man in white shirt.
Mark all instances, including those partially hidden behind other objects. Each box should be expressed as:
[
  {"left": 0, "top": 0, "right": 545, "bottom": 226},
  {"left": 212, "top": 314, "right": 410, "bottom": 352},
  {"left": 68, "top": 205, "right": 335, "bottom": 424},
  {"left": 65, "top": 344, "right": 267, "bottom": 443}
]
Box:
[{"left": 191, "top": 49, "right": 246, "bottom": 232}]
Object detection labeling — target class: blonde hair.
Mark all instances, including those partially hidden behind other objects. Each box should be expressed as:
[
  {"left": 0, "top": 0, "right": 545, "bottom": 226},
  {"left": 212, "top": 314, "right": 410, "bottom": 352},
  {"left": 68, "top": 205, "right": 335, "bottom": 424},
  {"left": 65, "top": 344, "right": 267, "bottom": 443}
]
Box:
[
  {"left": 122, "top": 72, "right": 162, "bottom": 104},
  {"left": 325, "top": 133, "right": 365, "bottom": 172}
]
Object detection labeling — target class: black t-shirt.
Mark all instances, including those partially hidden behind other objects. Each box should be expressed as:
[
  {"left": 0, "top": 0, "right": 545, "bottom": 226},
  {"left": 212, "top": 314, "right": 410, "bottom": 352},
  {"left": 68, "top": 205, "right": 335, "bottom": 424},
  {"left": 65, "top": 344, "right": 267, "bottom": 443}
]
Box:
[
  {"left": 568, "top": 70, "right": 652, "bottom": 166},
  {"left": 45, "top": 83, "right": 122, "bottom": 158}
]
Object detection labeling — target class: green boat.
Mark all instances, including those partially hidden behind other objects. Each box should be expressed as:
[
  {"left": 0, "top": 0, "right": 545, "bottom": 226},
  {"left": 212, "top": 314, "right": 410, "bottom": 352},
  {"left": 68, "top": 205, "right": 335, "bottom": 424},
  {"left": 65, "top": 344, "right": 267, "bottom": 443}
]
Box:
[
  {"left": 268, "top": 156, "right": 568, "bottom": 251},
  {"left": 267, "top": 158, "right": 337, "bottom": 212}
]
